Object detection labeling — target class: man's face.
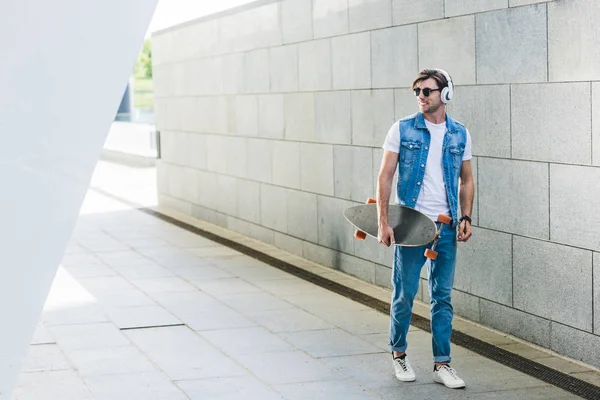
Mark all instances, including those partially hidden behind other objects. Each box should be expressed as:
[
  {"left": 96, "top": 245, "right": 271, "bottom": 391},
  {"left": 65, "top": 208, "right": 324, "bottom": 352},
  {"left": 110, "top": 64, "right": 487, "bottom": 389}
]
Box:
[{"left": 415, "top": 77, "right": 443, "bottom": 114}]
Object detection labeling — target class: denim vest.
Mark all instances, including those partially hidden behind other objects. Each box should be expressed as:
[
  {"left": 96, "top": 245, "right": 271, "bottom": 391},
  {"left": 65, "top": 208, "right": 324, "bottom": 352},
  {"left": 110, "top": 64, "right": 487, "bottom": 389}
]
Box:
[{"left": 396, "top": 112, "right": 467, "bottom": 227}]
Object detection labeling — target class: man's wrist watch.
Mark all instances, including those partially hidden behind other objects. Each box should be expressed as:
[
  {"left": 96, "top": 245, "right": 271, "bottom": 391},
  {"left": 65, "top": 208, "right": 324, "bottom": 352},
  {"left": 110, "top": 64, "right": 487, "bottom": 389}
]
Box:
[{"left": 459, "top": 215, "right": 472, "bottom": 224}]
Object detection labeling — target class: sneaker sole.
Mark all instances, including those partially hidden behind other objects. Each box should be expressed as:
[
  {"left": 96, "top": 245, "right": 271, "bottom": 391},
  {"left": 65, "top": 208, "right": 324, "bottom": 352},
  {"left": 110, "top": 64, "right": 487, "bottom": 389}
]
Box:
[
  {"left": 395, "top": 374, "right": 416, "bottom": 382},
  {"left": 432, "top": 376, "right": 465, "bottom": 389}
]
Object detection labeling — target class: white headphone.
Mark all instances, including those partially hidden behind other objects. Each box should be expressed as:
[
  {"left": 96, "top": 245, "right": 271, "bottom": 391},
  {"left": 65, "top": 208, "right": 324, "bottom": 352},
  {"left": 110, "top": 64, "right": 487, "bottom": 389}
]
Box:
[{"left": 436, "top": 68, "right": 453, "bottom": 104}]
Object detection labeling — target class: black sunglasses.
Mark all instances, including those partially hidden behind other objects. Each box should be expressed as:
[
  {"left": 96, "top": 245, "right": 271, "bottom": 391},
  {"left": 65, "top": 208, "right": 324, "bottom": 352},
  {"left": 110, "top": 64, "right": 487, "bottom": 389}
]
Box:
[{"left": 413, "top": 87, "right": 441, "bottom": 97}]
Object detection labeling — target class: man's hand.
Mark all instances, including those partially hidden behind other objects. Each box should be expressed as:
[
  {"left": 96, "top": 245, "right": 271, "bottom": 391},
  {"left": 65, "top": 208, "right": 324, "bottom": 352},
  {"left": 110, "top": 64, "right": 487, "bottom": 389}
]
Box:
[
  {"left": 457, "top": 220, "right": 472, "bottom": 242},
  {"left": 378, "top": 224, "right": 396, "bottom": 247}
]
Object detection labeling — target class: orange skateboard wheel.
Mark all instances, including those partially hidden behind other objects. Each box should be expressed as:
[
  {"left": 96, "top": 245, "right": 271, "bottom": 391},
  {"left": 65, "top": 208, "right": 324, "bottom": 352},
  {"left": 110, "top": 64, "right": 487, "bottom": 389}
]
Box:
[
  {"left": 437, "top": 214, "right": 451, "bottom": 225},
  {"left": 355, "top": 230, "right": 367, "bottom": 240},
  {"left": 366, "top": 198, "right": 376, "bottom": 204},
  {"left": 424, "top": 248, "right": 438, "bottom": 260}
]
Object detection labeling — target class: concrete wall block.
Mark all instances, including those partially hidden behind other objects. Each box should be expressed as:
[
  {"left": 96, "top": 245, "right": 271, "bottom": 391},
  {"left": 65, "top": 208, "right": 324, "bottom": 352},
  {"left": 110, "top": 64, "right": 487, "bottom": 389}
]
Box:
[
  {"left": 160, "top": 193, "right": 193, "bottom": 216},
  {"left": 374, "top": 264, "right": 392, "bottom": 289},
  {"left": 245, "top": 49, "right": 270, "bottom": 94},
  {"left": 371, "top": 25, "right": 418, "bottom": 89},
  {"left": 206, "top": 57, "right": 225, "bottom": 95},
  {"left": 284, "top": 93, "right": 316, "bottom": 141},
  {"left": 352, "top": 90, "right": 396, "bottom": 147},
  {"left": 195, "top": 97, "right": 229, "bottom": 135},
  {"left": 334, "top": 253, "right": 376, "bottom": 284},
  {"left": 225, "top": 216, "right": 251, "bottom": 239},
  {"left": 215, "top": 97, "right": 231, "bottom": 135},
  {"left": 157, "top": 97, "right": 179, "bottom": 132},
  {"left": 233, "top": 95, "right": 258, "bottom": 137},
  {"left": 170, "top": 61, "right": 188, "bottom": 97},
  {"left": 166, "top": 164, "right": 186, "bottom": 201},
  {"left": 241, "top": 219, "right": 276, "bottom": 245},
  {"left": 511, "top": 83, "right": 591, "bottom": 164},
  {"left": 221, "top": 53, "right": 246, "bottom": 95},
  {"left": 480, "top": 299, "right": 551, "bottom": 347},
  {"left": 188, "top": 133, "right": 208, "bottom": 171},
  {"left": 595, "top": 253, "right": 600, "bottom": 334},
  {"left": 247, "top": 138, "right": 273, "bottom": 183},
  {"left": 313, "top": 0, "right": 349, "bottom": 39},
  {"left": 215, "top": 13, "right": 240, "bottom": 56},
  {"left": 182, "top": 97, "right": 201, "bottom": 133},
  {"left": 452, "top": 289, "right": 480, "bottom": 323},
  {"left": 237, "top": 179, "right": 261, "bottom": 225},
  {"left": 205, "top": 135, "right": 227, "bottom": 174},
  {"left": 317, "top": 195, "right": 357, "bottom": 254},
  {"left": 446, "top": 85, "right": 510, "bottom": 158},
  {"left": 455, "top": 227, "right": 512, "bottom": 306},
  {"left": 260, "top": 184, "right": 288, "bottom": 232},
  {"left": 286, "top": 189, "right": 319, "bottom": 242},
  {"left": 174, "top": 164, "right": 195, "bottom": 202},
  {"left": 151, "top": 65, "right": 168, "bottom": 100},
  {"left": 234, "top": 3, "right": 282, "bottom": 52},
  {"left": 272, "top": 141, "right": 301, "bottom": 189},
  {"left": 224, "top": 136, "right": 248, "bottom": 179},
  {"left": 300, "top": 142, "right": 334, "bottom": 195},
  {"left": 332, "top": 32, "right": 372, "bottom": 90},
  {"left": 514, "top": 236, "right": 593, "bottom": 331},
  {"left": 551, "top": 322, "right": 600, "bottom": 368},
  {"left": 191, "top": 20, "right": 219, "bottom": 59},
  {"left": 418, "top": 16, "right": 476, "bottom": 85},
  {"left": 478, "top": 158, "right": 549, "bottom": 239},
  {"left": 315, "top": 91, "right": 352, "bottom": 144},
  {"left": 445, "top": 0, "right": 507, "bottom": 17},
  {"left": 349, "top": 0, "right": 392, "bottom": 33},
  {"left": 192, "top": 204, "right": 227, "bottom": 228},
  {"left": 273, "top": 232, "right": 304, "bottom": 257},
  {"left": 594, "top": 83, "right": 600, "bottom": 166},
  {"left": 160, "top": 131, "right": 184, "bottom": 166},
  {"left": 394, "top": 89, "right": 417, "bottom": 120},
  {"left": 392, "top": 0, "right": 444, "bottom": 25},
  {"left": 302, "top": 241, "right": 339, "bottom": 269},
  {"left": 196, "top": 170, "right": 219, "bottom": 210},
  {"left": 510, "top": 0, "right": 548, "bottom": 6},
  {"left": 150, "top": 33, "right": 171, "bottom": 66},
  {"left": 270, "top": 45, "right": 299, "bottom": 93},
  {"left": 549, "top": 0, "right": 600, "bottom": 81},
  {"left": 298, "top": 39, "right": 332, "bottom": 91},
  {"left": 550, "top": 164, "right": 600, "bottom": 252},
  {"left": 258, "top": 94, "right": 285, "bottom": 139},
  {"left": 333, "top": 145, "right": 374, "bottom": 202},
  {"left": 282, "top": 0, "right": 313, "bottom": 44},
  {"left": 216, "top": 174, "right": 239, "bottom": 216},
  {"left": 476, "top": 5, "right": 547, "bottom": 84}
]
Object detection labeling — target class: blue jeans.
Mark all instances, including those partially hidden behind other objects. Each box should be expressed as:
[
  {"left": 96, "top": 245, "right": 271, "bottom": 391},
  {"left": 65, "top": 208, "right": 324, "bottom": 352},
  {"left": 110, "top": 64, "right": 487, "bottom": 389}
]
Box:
[{"left": 389, "top": 223, "right": 457, "bottom": 363}]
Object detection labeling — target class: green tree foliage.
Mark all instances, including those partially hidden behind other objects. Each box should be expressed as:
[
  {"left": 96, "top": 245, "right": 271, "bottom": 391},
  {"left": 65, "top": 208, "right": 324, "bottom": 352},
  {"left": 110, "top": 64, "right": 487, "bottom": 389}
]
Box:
[{"left": 134, "top": 39, "right": 152, "bottom": 79}]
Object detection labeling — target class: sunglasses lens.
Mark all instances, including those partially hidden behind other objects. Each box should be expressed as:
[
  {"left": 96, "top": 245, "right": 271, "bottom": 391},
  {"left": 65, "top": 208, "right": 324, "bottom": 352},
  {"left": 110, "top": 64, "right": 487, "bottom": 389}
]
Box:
[{"left": 414, "top": 88, "right": 433, "bottom": 97}]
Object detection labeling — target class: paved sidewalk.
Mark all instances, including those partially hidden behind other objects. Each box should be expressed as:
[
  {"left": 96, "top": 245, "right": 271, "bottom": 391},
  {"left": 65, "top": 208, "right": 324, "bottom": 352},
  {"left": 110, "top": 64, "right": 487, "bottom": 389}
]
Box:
[{"left": 11, "top": 162, "right": 586, "bottom": 399}]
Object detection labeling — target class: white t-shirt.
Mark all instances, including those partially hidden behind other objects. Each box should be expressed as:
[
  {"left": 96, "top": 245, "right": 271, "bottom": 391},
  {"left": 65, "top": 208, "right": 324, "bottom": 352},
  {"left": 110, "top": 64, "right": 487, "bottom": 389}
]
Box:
[{"left": 382, "top": 119, "right": 472, "bottom": 221}]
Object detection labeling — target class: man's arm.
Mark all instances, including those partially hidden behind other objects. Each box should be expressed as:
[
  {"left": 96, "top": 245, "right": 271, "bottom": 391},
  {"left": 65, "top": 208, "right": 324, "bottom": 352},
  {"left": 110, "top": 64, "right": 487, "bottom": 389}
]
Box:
[
  {"left": 458, "top": 160, "right": 474, "bottom": 242},
  {"left": 377, "top": 150, "right": 399, "bottom": 246}
]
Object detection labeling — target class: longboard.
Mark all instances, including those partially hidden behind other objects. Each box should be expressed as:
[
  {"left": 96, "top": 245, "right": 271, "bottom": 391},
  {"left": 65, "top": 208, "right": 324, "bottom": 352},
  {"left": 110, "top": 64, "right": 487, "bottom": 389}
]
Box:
[{"left": 344, "top": 198, "right": 452, "bottom": 260}]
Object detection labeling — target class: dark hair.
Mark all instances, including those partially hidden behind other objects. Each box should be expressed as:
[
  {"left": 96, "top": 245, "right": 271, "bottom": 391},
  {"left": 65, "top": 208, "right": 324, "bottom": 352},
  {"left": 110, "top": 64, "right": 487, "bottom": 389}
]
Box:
[{"left": 412, "top": 69, "right": 448, "bottom": 90}]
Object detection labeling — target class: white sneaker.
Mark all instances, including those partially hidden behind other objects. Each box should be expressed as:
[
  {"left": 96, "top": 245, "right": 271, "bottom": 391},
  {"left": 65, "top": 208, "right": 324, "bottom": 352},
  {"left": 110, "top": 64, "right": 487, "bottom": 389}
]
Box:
[
  {"left": 392, "top": 355, "right": 416, "bottom": 382},
  {"left": 433, "top": 364, "right": 466, "bottom": 389}
]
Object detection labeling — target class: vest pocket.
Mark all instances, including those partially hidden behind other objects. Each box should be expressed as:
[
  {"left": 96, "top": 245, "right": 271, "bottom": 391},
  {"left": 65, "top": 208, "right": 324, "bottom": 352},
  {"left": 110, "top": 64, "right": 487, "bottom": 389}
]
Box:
[
  {"left": 449, "top": 145, "right": 465, "bottom": 170},
  {"left": 400, "top": 141, "right": 421, "bottom": 165}
]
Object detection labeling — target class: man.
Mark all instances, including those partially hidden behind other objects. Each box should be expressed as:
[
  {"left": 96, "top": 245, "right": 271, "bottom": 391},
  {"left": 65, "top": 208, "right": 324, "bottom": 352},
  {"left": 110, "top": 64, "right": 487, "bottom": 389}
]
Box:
[{"left": 377, "top": 69, "right": 474, "bottom": 389}]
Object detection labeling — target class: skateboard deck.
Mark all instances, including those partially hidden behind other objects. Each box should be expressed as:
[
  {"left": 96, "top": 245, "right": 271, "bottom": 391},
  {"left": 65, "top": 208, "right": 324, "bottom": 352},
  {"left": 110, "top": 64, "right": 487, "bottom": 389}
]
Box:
[{"left": 344, "top": 203, "right": 438, "bottom": 246}]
